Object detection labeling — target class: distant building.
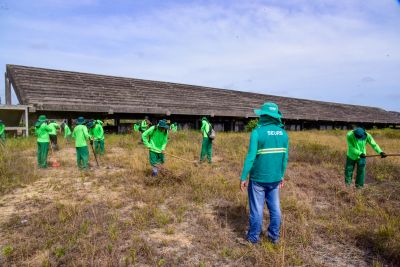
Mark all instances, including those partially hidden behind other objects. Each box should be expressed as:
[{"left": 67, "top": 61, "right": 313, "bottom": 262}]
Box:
[{"left": 4, "top": 64, "right": 400, "bottom": 132}]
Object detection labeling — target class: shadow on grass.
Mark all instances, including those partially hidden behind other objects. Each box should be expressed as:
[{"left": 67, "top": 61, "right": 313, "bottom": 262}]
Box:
[{"left": 213, "top": 204, "right": 248, "bottom": 237}]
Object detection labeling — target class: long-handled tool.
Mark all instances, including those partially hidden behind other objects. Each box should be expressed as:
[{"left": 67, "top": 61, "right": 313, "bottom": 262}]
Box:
[
  {"left": 163, "top": 151, "right": 199, "bottom": 166},
  {"left": 366, "top": 153, "right": 400, "bottom": 158},
  {"left": 49, "top": 142, "right": 61, "bottom": 167},
  {"left": 90, "top": 140, "right": 100, "bottom": 167}
]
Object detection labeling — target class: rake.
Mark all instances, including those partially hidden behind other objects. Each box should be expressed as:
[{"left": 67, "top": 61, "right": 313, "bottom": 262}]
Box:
[
  {"left": 162, "top": 151, "right": 199, "bottom": 166},
  {"left": 366, "top": 153, "right": 400, "bottom": 158},
  {"left": 90, "top": 141, "right": 100, "bottom": 167}
]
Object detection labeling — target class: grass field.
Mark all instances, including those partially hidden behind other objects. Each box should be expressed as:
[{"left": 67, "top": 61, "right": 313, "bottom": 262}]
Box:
[{"left": 0, "top": 129, "right": 399, "bottom": 266}]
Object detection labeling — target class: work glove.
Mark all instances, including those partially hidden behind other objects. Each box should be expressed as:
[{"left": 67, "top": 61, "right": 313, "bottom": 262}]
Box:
[
  {"left": 380, "top": 152, "right": 387, "bottom": 158},
  {"left": 359, "top": 153, "right": 366, "bottom": 158}
]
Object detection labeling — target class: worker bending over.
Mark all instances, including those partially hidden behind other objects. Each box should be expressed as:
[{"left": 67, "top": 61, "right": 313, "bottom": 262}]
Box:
[
  {"left": 345, "top": 127, "right": 386, "bottom": 188},
  {"left": 142, "top": 119, "right": 170, "bottom": 176}
]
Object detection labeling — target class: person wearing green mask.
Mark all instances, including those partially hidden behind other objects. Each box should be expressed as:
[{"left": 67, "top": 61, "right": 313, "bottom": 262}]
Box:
[
  {"left": 72, "top": 117, "right": 91, "bottom": 169},
  {"left": 142, "top": 119, "right": 170, "bottom": 176},
  {"left": 0, "top": 119, "right": 5, "bottom": 144},
  {"left": 140, "top": 117, "right": 151, "bottom": 133},
  {"left": 89, "top": 120, "right": 105, "bottom": 155},
  {"left": 61, "top": 121, "right": 72, "bottom": 144},
  {"left": 200, "top": 117, "right": 213, "bottom": 163},
  {"left": 48, "top": 120, "right": 60, "bottom": 150},
  {"left": 35, "top": 115, "right": 52, "bottom": 168},
  {"left": 345, "top": 127, "right": 386, "bottom": 188}
]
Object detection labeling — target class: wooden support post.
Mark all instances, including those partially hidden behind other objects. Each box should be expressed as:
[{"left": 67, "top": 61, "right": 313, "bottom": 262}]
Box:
[
  {"left": 115, "top": 118, "right": 120, "bottom": 134},
  {"left": 5, "top": 72, "right": 11, "bottom": 105},
  {"left": 24, "top": 106, "right": 29, "bottom": 137}
]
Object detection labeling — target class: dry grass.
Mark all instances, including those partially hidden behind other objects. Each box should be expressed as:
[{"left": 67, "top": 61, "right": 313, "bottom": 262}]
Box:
[{"left": 0, "top": 129, "right": 399, "bottom": 266}]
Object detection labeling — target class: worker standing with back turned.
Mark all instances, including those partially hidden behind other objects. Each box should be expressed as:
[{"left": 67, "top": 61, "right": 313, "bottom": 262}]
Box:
[
  {"left": 72, "top": 117, "right": 91, "bottom": 170},
  {"left": 200, "top": 117, "right": 213, "bottom": 163},
  {"left": 345, "top": 127, "right": 386, "bottom": 188},
  {"left": 35, "top": 115, "right": 52, "bottom": 168},
  {"left": 61, "top": 121, "right": 72, "bottom": 144},
  {"left": 240, "top": 102, "right": 289, "bottom": 244},
  {"left": 48, "top": 120, "right": 60, "bottom": 150},
  {"left": 91, "top": 120, "right": 105, "bottom": 155}
]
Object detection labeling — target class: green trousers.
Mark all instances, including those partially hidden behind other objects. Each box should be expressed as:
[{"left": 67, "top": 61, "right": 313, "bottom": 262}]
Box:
[
  {"left": 37, "top": 142, "right": 49, "bottom": 168},
  {"left": 76, "top": 146, "right": 89, "bottom": 169},
  {"left": 149, "top": 151, "right": 165, "bottom": 166},
  {"left": 200, "top": 137, "right": 213, "bottom": 163},
  {"left": 345, "top": 156, "right": 366, "bottom": 188},
  {"left": 94, "top": 139, "right": 105, "bottom": 155}
]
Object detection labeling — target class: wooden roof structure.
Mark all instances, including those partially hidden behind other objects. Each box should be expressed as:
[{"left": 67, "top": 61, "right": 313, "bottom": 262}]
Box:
[{"left": 6, "top": 64, "right": 400, "bottom": 124}]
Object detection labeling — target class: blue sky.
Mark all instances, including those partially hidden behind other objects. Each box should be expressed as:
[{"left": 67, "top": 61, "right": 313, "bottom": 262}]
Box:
[{"left": 1, "top": 0, "right": 399, "bottom": 111}]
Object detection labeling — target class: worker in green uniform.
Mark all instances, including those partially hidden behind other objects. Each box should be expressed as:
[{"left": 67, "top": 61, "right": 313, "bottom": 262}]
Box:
[
  {"left": 345, "top": 127, "right": 386, "bottom": 188},
  {"left": 35, "top": 115, "right": 52, "bottom": 168},
  {"left": 0, "top": 119, "right": 5, "bottom": 144},
  {"left": 170, "top": 122, "right": 178, "bottom": 133},
  {"left": 142, "top": 119, "right": 170, "bottom": 176},
  {"left": 240, "top": 102, "right": 289, "bottom": 244},
  {"left": 61, "top": 121, "right": 72, "bottom": 144},
  {"left": 90, "top": 120, "right": 105, "bottom": 155},
  {"left": 200, "top": 117, "right": 212, "bottom": 163},
  {"left": 140, "top": 117, "right": 151, "bottom": 133},
  {"left": 72, "top": 117, "right": 91, "bottom": 169},
  {"left": 133, "top": 122, "right": 140, "bottom": 132},
  {"left": 48, "top": 120, "right": 60, "bottom": 150}
]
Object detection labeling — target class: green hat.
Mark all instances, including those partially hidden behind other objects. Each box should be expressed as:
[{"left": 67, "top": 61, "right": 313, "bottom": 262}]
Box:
[
  {"left": 157, "top": 119, "right": 170, "bottom": 129},
  {"left": 76, "top": 116, "right": 86, "bottom": 125},
  {"left": 38, "top": 115, "right": 47, "bottom": 122},
  {"left": 86, "top": 120, "right": 95, "bottom": 128},
  {"left": 254, "top": 102, "right": 282, "bottom": 119},
  {"left": 201, "top": 117, "right": 208, "bottom": 121},
  {"left": 354, "top": 128, "right": 367, "bottom": 140}
]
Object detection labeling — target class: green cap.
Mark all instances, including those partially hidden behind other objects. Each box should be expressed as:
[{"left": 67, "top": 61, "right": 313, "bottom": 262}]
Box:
[
  {"left": 157, "top": 119, "right": 170, "bottom": 129},
  {"left": 38, "top": 115, "right": 47, "bottom": 122},
  {"left": 76, "top": 116, "right": 86, "bottom": 125},
  {"left": 354, "top": 128, "right": 367, "bottom": 140},
  {"left": 254, "top": 102, "right": 282, "bottom": 119}
]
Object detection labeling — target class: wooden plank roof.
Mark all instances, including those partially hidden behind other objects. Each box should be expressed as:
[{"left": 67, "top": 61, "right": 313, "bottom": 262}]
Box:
[{"left": 6, "top": 64, "right": 400, "bottom": 124}]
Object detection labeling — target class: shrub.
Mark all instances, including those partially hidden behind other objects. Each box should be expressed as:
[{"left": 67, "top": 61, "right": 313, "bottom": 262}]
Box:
[{"left": 245, "top": 119, "right": 258, "bottom": 132}]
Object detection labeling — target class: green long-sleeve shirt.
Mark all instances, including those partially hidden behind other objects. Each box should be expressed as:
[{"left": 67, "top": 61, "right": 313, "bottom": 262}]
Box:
[
  {"left": 48, "top": 122, "right": 60, "bottom": 135},
  {"left": 35, "top": 122, "right": 52, "bottom": 143},
  {"left": 0, "top": 123, "right": 5, "bottom": 136},
  {"left": 201, "top": 120, "right": 210, "bottom": 138},
  {"left": 240, "top": 118, "right": 289, "bottom": 183},
  {"left": 64, "top": 124, "right": 71, "bottom": 138},
  {"left": 90, "top": 122, "right": 104, "bottom": 140},
  {"left": 346, "top": 131, "right": 382, "bottom": 160},
  {"left": 142, "top": 126, "right": 168, "bottom": 153},
  {"left": 72, "top": 125, "right": 90, "bottom": 147}
]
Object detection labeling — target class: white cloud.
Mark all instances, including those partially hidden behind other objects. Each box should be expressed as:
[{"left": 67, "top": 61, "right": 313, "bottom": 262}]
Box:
[{"left": 1, "top": 0, "right": 399, "bottom": 110}]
